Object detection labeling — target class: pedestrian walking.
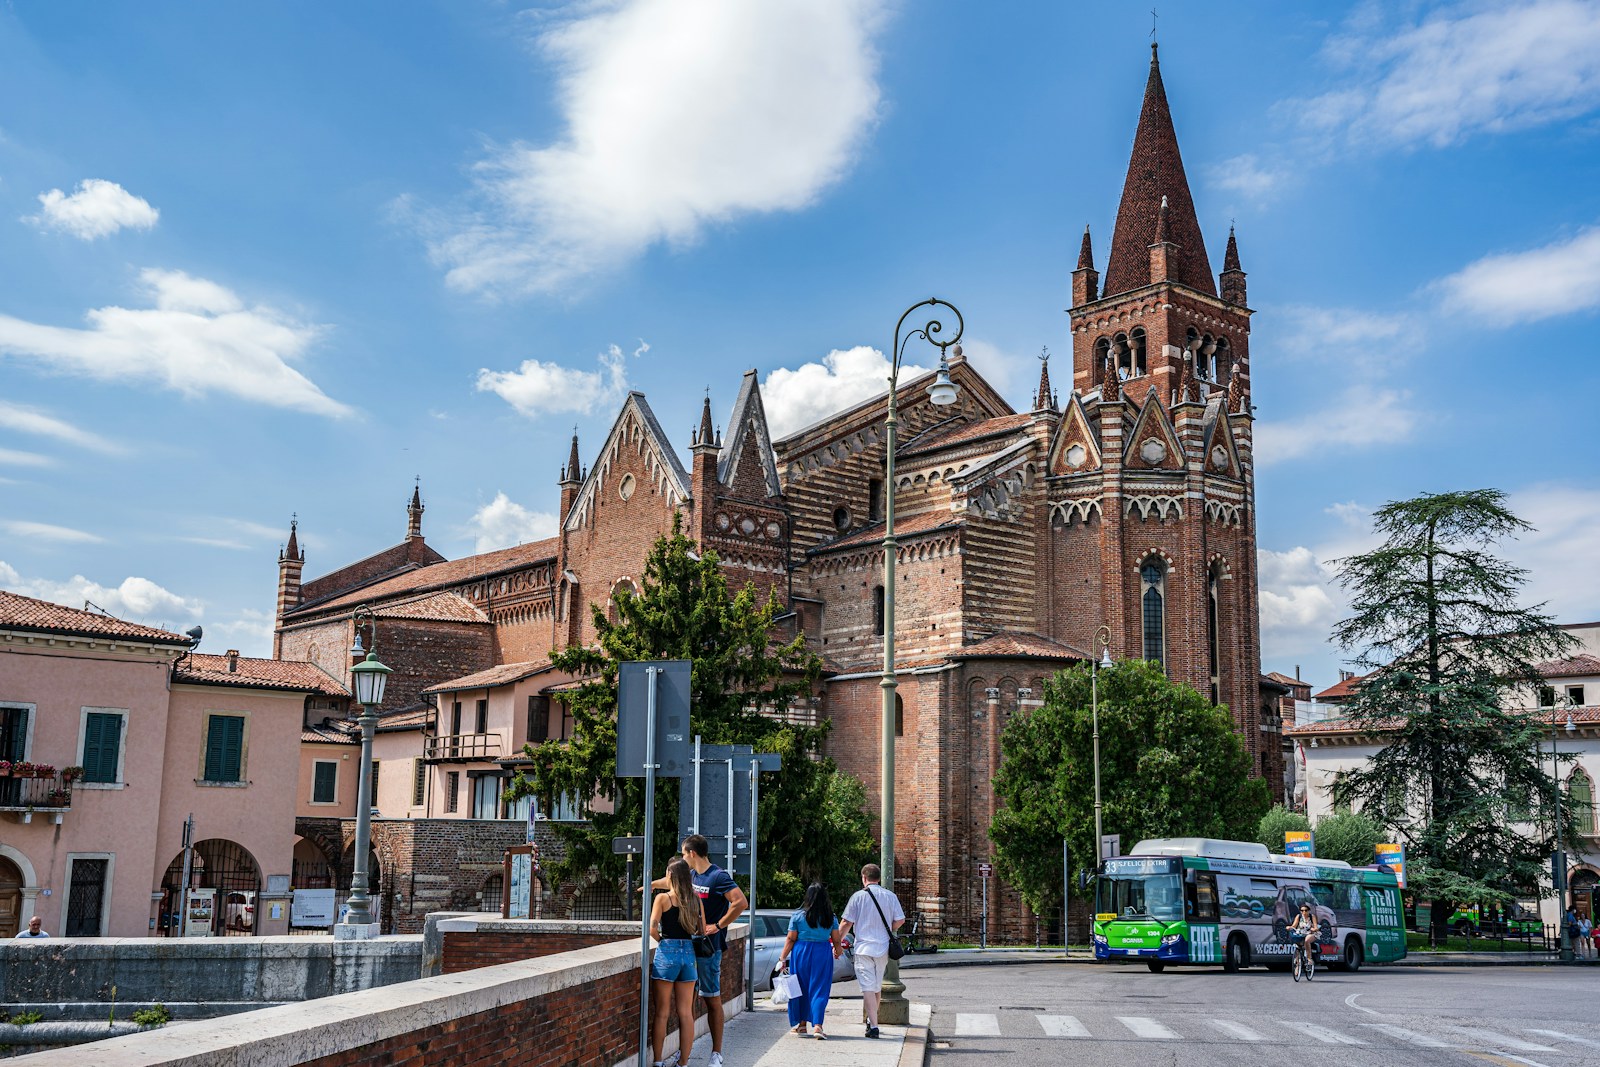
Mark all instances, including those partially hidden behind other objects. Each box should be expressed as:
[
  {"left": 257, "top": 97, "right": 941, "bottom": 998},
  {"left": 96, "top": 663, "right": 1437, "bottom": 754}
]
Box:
[
  {"left": 839, "top": 863, "right": 905, "bottom": 1040},
  {"left": 778, "top": 882, "right": 844, "bottom": 1039},
  {"left": 649, "top": 834, "right": 746, "bottom": 1067},
  {"left": 648, "top": 859, "right": 707, "bottom": 1067},
  {"left": 1578, "top": 913, "right": 1593, "bottom": 960}
]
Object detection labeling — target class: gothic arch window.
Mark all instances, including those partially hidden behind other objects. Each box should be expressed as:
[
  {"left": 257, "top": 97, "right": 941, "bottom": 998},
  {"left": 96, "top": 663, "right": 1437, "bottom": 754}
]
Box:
[
  {"left": 1129, "top": 328, "right": 1148, "bottom": 377},
  {"left": 1140, "top": 557, "right": 1166, "bottom": 671},
  {"left": 1207, "top": 562, "right": 1224, "bottom": 705},
  {"left": 1213, "top": 338, "right": 1232, "bottom": 388},
  {"left": 873, "top": 585, "right": 885, "bottom": 636},
  {"left": 1570, "top": 769, "right": 1596, "bottom": 836},
  {"left": 1094, "top": 337, "right": 1112, "bottom": 385}
]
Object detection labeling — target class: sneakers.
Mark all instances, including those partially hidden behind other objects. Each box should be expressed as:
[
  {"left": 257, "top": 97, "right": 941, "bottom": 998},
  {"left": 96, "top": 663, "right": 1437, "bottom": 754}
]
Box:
[
  {"left": 865, "top": 1025, "right": 881, "bottom": 1039},
  {"left": 708, "top": 1053, "right": 724, "bottom": 1067}
]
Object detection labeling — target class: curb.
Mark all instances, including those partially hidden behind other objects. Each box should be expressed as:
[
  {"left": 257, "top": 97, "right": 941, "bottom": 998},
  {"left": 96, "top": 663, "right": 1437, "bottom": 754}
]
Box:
[
  {"left": 897, "top": 951, "right": 1586, "bottom": 970},
  {"left": 899, "top": 1024, "right": 930, "bottom": 1067}
]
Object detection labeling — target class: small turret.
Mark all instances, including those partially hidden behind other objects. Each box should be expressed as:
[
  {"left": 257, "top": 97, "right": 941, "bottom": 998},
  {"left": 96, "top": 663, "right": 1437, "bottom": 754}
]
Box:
[
  {"left": 1220, "top": 225, "right": 1248, "bottom": 306},
  {"left": 1148, "top": 195, "right": 1177, "bottom": 283},
  {"left": 559, "top": 430, "right": 583, "bottom": 524},
  {"left": 274, "top": 515, "right": 305, "bottom": 657},
  {"left": 1034, "top": 348, "right": 1056, "bottom": 412},
  {"left": 406, "top": 482, "right": 424, "bottom": 540},
  {"left": 1071, "top": 225, "right": 1099, "bottom": 306}
]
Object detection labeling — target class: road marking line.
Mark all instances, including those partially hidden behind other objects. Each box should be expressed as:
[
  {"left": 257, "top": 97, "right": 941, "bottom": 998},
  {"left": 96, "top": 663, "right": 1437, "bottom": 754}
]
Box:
[
  {"left": 1526, "top": 1029, "right": 1600, "bottom": 1050},
  {"left": 1209, "top": 1019, "right": 1265, "bottom": 1041},
  {"left": 1447, "top": 1028, "right": 1557, "bottom": 1052},
  {"left": 1036, "top": 1015, "right": 1089, "bottom": 1038},
  {"left": 1117, "top": 1016, "right": 1179, "bottom": 1039},
  {"left": 1280, "top": 1021, "right": 1366, "bottom": 1045},
  {"left": 1345, "top": 992, "right": 1381, "bottom": 1016},
  {"left": 1360, "top": 1023, "right": 1452, "bottom": 1047},
  {"left": 954, "top": 1013, "right": 1000, "bottom": 1037},
  {"left": 1497, "top": 1055, "right": 1556, "bottom": 1067}
]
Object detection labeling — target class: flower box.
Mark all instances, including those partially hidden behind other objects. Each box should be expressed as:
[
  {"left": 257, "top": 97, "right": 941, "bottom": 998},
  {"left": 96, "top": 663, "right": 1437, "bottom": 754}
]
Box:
[
  {"left": 31, "top": 765, "right": 56, "bottom": 779},
  {"left": 0, "top": 761, "right": 11, "bottom": 777}
]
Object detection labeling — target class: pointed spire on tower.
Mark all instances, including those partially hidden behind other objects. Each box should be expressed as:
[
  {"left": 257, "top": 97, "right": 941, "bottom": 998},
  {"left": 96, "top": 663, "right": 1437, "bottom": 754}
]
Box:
[
  {"left": 1101, "top": 43, "right": 1215, "bottom": 298},
  {"left": 281, "top": 514, "right": 302, "bottom": 562},
  {"left": 1102, "top": 356, "right": 1120, "bottom": 402},
  {"left": 1034, "top": 347, "right": 1055, "bottom": 412},
  {"left": 406, "top": 479, "right": 424, "bottom": 539},
  {"left": 1227, "top": 359, "right": 1246, "bottom": 414},
  {"left": 561, "top": 428, "right": 582, "bottom": 483},
  {"left": 1223, "top": 225, "right": 1241, "bottom": 272},
  {"left": 1154, "top": 195, "right": 1171, "bottom": 245},
  {"left": 697, "top": 392, "right": 715, "bottom": 447},
  {"left": 1077, "top": 225, "right": 1095, "bottom": 271},
  {"left": 1072, "top": 224, "right": 1100, "bottom": 305},
  {"left": 1220, "top": 224, "right": 1248, "bottom": 306}
]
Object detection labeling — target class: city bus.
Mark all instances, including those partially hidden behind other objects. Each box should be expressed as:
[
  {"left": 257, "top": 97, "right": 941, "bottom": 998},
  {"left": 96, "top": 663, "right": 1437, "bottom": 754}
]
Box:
[{"left": 1093, "top": 837, "right": 1406, "bottom": 973}]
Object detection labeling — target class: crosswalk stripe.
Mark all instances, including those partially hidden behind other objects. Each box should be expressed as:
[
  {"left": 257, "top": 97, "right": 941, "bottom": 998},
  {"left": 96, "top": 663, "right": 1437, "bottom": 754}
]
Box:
[
  {"left": 1036, "top": 1015, "right": 1089, "bottom": 1038},
  {"left": 1359, "top": 1023, "right": 1452, "bottom": 1047},
  {"left": 1209, "top": 1020, "right": 1265, "bottom": 1041},
  {"left": 1280, "top": 1021, "right": 1365, "bottom": 1045},
  {"left": 1526, "top": 1029, "right": 1600, "bottom": 1050},
  {"left": 954, "top": 1013, "right": 1000, "bottom": 1037},
  {"left": 1447, "top": 1028, "right": 1556, "bottom": 1052},
  {"left": 1117, "top": 1016, "right": 1179, "bottom": 1039}
]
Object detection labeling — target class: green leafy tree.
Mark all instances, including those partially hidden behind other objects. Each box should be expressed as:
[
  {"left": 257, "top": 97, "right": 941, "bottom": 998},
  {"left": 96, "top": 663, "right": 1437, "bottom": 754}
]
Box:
[
  {"left": 1312, "top": 810, "right": 1385, "bottom": 866},
  {"left": 1257, "top": 804, "right": 1311, "bottom": 853},
  {"left": 990, "top": 660, "right": 1271, "bottom": 917},
  {"left": 1328, "top": 489, "right": 1576, "bottom": 939},
  {"left": 507, "top": 516, "right": 873, "bottom": 908}
]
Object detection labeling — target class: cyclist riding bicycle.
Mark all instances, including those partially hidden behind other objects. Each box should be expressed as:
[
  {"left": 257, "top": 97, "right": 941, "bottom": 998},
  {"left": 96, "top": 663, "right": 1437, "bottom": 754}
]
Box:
[{"left": 1287, "top": 902, "right": 1320, "bottom": 969}]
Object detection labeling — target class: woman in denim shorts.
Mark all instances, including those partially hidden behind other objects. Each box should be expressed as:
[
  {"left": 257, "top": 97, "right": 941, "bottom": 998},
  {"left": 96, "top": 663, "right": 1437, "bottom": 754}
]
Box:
[{"left": 650, "top": 859, "right": 707, "bottom": 1067}]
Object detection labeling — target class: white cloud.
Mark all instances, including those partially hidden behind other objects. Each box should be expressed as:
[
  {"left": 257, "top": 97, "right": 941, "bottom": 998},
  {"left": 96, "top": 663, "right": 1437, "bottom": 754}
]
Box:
[
  {"left": 1268, "top": 305, "right": 1418, "bottom": 368},
  {"left": 0, "top": 400, "right": 123, "bottom": 453},
  {"left": 1254, "top": 387, "right": 1423, "bottom": 464},
  {"left": 420, "top": 0, "right": 885, "bottom": 296},
  {"left": 27, "top": 179, "right": 159, "bottom": 239},
  {"left": 212, "top": 608, "right": 275, "bottom": 656},
  {"left": 1435, "top": 226, "right": 1600, "bottom": 325},
  {"left": 763, "top": 345, "right": 929, "bottom": 440},
  {"left": 1258, "top": 504, "right": 1380, "bottom": 681},
  {"left": 0, "top": 268, "right": 350, "bottom": 417},
  {"left": 465, "top": 492, "right": 560, "bottom": 553},
  {"left": 959, "top": 339, "right": 1024, "bottom": 405},
  {"left": 477, "top": 340, "right": 645, "bottom": 417},
  {"left": 1207, "top": 153, "right": 1291, "bottom": 200},
  {"left": 0, "top": 561, "right": 200, "bottom": 626},
  {"left": 1, "top": 520, "right": 104, "bottom": 544},
  {"left": 1508, "top": 483, "right": 1600, "bottom": 623},
  {"left": 0, "top": 448, "right": 52, "bottom": 467},
  {"left": 1299, "top": 0, "right": 1600, "bottom": 148}
]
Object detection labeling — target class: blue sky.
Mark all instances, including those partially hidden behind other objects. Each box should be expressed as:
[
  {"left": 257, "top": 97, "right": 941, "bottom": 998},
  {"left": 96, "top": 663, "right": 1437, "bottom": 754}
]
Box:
[{"left": 2, "top": 1, "right": 1598, "bottom": 690}]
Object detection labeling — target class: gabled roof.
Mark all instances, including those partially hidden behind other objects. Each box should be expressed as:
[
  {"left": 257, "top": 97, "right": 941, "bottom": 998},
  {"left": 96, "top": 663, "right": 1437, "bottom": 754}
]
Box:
[
  {"left": 298, "top": 538, "right": 446, "bottom": 605},
  {"left": 285, "top": 539, "right": 558, "bottom": 619},
  {"left": 303, "top": 722, "right": 360, "bottom": 745},
  {"left": 1264, "top": 671, "right": 1308, "bottom": 689},
  {"left": 565, "top": 391, "right": 690, "bottom": 532},
  {"left": 1313, "top": 673, "right": 1368, "bottom": 702},
  {"left": 808, "top": 509, "right": 960, "bottom": 555},
  {"left": 174, "top": 653, "right": 349, "bottom": 696},
  {"left": 425, "top": 660, "right": 559, "bottom": 694},
  {"left": 1537, "top": 654, "right": 1600, "bottom": 679},
  {"left": 0, "top": 589, "right": 190, "bottom": 645},
  {"left": 718, "top": 369, "right": 782, "bottom": 498},
  {"left": 900, "top": 413, "right": 1034, "bottom": 459},
  {"left": 952, "top": 632, "right": 1088, "bottom": 661},
  {"left": 373, "top": 591, "right": 489, "bottom": 624},
  {"left": 1101, "top": 45, "right": 1216, "bottom": 299}
]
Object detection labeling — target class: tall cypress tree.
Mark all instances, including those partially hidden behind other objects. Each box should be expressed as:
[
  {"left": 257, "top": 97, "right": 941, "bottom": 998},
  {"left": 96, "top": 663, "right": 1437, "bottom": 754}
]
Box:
[
  {"left": 507, "top": 515, "right": 873, "bottom": 907},
  {"left": 1329, "top": 490, "right": 1576, "bottom": 938}
]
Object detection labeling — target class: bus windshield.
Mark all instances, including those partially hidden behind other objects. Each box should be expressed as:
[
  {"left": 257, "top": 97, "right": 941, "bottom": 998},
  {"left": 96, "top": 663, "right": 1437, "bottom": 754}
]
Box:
[{"left": 1098, "top": 872, "right": 1184, "bottom": 922}]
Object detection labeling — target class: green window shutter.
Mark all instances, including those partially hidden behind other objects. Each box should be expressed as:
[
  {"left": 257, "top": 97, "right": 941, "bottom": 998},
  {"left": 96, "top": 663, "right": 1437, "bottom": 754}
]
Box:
[
  {"left": 205, "top": 715, "right": 244, "bottom": 781},
  {"left": 313, "top": 761, "right": 337, "bottom": 803},
  {"left": 83, "top": 713, "right": 122, "bottom": 783}
]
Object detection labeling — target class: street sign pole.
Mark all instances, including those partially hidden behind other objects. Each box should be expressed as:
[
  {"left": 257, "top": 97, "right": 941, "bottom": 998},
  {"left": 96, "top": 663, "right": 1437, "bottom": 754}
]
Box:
[
  {"left": 746, "top": 756, "right": 759, "bottom": 1011},
  {"left": 981, "top": 867, "right": 989, "bottom": 951},
  {"left": 1062, "top": 840, "right": 1069, "bottom": 955},
  {"left": 637, "top": 666, "right": 659, "bottom": 1067}
]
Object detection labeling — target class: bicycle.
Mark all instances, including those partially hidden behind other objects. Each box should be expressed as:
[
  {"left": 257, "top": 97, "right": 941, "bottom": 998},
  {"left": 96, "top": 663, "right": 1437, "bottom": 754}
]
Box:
[{"left": 1292, "top": 937, "right": 1316, "bottom": 982}]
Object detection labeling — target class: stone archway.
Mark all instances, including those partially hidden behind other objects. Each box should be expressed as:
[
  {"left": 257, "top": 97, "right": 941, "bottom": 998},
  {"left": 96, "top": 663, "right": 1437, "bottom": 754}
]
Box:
[{"left": 0, "top": 846, "right": 39, "bottom": 939}]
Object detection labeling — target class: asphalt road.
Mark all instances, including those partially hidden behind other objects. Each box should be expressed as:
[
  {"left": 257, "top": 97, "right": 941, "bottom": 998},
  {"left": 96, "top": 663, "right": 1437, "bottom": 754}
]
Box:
[{"left": 914, "top": 961, "right": 1600, "bottom": 1066}]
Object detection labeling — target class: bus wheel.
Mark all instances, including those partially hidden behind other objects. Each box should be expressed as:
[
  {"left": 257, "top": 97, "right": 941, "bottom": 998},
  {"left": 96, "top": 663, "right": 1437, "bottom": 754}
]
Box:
[
  {"left": 1223, "top": 935, "right": 1250, "bottom": 973},
  {"left": 1341, "top": 937, "right": 1364, "bottom": 972},
  {"left": 1147, "top": 961, "right": 1165, "bottom": 973}
]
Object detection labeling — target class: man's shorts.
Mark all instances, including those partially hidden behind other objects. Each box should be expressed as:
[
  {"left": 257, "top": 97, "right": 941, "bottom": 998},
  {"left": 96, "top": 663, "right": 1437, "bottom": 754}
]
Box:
[
  {"left": 695, "top": 948, "right": 722, "bottom": 997},
  {"left": 853, "top": 953, "right": 887, "bottom": 992}
]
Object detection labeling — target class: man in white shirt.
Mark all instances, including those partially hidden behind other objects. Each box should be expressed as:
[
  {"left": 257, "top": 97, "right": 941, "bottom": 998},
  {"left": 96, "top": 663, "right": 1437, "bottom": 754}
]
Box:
[
  {"left": 14, "top": 915, "right": 48, "bottom": 938},
  {"left": 839, "top": 863, "right": 904, "bottom": 1039}
]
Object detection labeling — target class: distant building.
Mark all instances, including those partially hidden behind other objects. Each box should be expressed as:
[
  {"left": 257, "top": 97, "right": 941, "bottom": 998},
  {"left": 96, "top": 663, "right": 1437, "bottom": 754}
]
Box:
[{"left": 0, "top": 590, "right": 342, "bottom": 938}]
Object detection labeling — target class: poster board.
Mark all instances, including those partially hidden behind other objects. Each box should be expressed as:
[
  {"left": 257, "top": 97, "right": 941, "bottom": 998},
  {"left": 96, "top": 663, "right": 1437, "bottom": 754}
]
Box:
[
  {"left": 291, "top": 888, "right": 337, "bottom": 928},
  {"left": 183, "top": 887, "right": 215, "bottom": 937}
]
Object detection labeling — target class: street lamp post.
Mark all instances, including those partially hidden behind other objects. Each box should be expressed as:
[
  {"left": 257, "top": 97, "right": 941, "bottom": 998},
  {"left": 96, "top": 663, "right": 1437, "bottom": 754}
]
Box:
[
  {"left": 340, "top": 606, "right": 391, "bottom": 937},
  {"left": 1551, "top": 699, "right": 1576, "bottom": 961},
  {"left": 1091, "top": 625, "right": 1113, "bottom": 859},
  {"left": 879, "top": 298, "right": 962, "bottom": 1020}
]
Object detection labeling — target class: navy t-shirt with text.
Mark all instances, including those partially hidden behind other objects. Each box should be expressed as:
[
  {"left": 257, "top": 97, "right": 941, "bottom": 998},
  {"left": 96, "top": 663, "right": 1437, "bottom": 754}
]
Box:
[{"left": 693, "top": 863, "right": 738, "bottom": 951}]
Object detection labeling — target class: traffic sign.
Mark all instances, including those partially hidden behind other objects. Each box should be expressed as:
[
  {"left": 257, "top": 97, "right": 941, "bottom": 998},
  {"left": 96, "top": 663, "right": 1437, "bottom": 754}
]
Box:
[
  {"left": 612, "top": 836, "right": 646, "bottom": 855},
  {"left": 978, "top": 862, "right": 994, "bottom": 878}
]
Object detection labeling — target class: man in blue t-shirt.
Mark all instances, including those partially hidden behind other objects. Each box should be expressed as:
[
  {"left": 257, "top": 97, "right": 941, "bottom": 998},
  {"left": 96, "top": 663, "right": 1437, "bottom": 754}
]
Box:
[{"left": 651, "top": 834, "right": 746, "bottom": 1067}]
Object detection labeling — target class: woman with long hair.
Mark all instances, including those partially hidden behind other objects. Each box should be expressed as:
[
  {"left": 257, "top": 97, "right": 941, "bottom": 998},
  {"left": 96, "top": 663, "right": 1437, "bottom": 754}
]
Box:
[
  {"left": 649, "top": 858, "right": 706, "bottom": 1067},
  {"left": 777, "top": 882, "right": 845, "bottom": 1038}
]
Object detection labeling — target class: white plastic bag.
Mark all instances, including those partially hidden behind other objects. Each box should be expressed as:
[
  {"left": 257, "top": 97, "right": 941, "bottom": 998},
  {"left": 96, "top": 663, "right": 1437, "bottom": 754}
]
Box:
[{"left": 770, "top": 970, "right": 802, "bottom": 1005}]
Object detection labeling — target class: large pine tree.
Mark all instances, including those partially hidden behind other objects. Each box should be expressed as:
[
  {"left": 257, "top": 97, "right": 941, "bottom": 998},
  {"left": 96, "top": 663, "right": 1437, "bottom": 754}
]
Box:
[
  {"left": 1329, "top": 489, "right": 1576, "bottom": 934},
  {"left": 507, "top": 516, "right": 874, "bottom": 907}
]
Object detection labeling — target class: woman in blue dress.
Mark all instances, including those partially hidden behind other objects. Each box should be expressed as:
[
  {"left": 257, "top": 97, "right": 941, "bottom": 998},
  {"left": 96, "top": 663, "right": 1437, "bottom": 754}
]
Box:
[{"left": 778, "top": 882, "right": 844, "bottom": 1039}]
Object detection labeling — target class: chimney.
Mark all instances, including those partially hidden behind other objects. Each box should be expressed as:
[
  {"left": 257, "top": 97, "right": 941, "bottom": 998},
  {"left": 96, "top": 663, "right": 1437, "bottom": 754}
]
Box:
[{"left": 226, "top": 649, "right": 240, "bottom": 673}]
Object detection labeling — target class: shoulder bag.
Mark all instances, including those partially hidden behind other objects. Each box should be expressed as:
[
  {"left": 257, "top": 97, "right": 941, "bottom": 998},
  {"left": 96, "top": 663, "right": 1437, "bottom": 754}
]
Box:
[{"left": 866, "top": 886, "right": 905, "bottom": 960}]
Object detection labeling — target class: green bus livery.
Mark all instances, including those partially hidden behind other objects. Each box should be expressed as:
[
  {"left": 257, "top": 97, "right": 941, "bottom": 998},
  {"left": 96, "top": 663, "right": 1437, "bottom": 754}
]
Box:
[{"left": 1093, "top": 837, "right": 1407, "bottom": 973}]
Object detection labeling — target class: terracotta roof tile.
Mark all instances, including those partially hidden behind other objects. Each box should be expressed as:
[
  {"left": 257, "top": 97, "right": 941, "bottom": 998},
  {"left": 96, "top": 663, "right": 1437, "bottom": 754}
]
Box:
[
  {"left": 1264, "top": 671, "right": 1308, "bottom": 688},
  {"left": 175, "top": 654, "right": 349, "bottom": 696},
  {"left": 1290, "top": 705, "right": 1600, "bottom": 737},
  {"left": 425, "top": 660, "right": 558, "bottom": 694},
  {"left": 287, "top": 538, "right": 558, "bottom": 618},
  {"left": 952, "top": 631, "right": 1089, "bottom": 661},
  {"left": 374, "top": 591, "right": 490, "bottom": 624},
  {"left": 1312, "top": 673, "right": 1368, "bottom": 701},
  {"left": 899, "top": 413, "right": 1035, "bottom": 458},
  {"left": 0, "top": 589, "right": 190, "bottom": 644},
  {"left": 376, "top": 705, "right": 432, "bottom": 731},
  {"left": 1536, "top": 654, "right": 1600, "bottom": 679},
  {"left": 303, "top": 722, "right": 359, "bottom": 745},
  {"left": 811, "top": 509, "right": 960, "bottom": 554}
]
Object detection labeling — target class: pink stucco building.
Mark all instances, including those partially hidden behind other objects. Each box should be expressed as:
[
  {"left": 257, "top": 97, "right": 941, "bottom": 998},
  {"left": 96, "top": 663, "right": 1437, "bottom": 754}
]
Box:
[{"left": 0, "top": 591, "right": 345, "bottom": 938}]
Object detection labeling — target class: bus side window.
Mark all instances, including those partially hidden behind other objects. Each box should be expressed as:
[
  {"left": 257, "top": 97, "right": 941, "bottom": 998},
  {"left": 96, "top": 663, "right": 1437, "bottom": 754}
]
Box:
[
  {"left": 1311, "top": 883, "right": 1336, "bottom": 911},
  {"left": 1194, "top": 872, "right": 1219, "bottom": 922}
]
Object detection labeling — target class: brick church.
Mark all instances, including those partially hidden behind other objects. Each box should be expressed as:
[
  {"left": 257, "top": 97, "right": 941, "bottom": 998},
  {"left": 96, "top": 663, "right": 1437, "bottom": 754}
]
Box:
[{"left": 274, "top": 44, "right": 1278, "bottom": 939}]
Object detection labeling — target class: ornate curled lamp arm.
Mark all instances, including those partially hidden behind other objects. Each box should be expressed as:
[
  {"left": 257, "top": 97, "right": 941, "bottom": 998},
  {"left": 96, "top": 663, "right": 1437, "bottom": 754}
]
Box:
[{"left": 891, "top": 298, "right": 966, "bottom": 381}]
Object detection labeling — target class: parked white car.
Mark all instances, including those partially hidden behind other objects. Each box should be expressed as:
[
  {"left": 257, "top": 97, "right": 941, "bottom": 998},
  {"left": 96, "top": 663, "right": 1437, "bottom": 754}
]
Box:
[{"left": 737, "top": 908, "right": 855, "bottom": 992}]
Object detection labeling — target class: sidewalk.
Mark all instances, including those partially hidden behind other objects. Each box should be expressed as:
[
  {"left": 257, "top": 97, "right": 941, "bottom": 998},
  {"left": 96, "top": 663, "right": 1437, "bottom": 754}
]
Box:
[{"left": 713, "top": 987, "right": 929, "bottom": 1067}]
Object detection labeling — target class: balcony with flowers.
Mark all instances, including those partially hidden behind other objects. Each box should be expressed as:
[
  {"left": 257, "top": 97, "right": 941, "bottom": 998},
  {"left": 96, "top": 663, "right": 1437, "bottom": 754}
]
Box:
[{"left": 0, "top": 761, "right": 77, "bottom": 823}]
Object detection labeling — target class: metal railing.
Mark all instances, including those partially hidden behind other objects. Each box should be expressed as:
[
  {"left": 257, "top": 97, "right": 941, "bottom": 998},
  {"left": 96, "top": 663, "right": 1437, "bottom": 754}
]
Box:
[
  {"left": 424, "top": 733, "right": 503, "bottom": 761},
  {"left": 0, "top": 774, "right": 73, "bottom": 811}
]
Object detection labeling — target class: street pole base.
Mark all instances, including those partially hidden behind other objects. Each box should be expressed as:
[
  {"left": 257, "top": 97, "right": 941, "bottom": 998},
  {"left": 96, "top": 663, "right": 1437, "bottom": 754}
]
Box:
[
  {"left": 334, "top": 922, "right": 381, "bottom": 940},
  {"left": 877, "top": 971, "right": 910, "bottom": 1026}
]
